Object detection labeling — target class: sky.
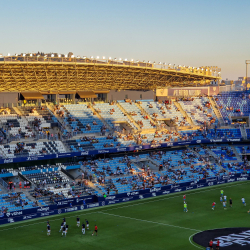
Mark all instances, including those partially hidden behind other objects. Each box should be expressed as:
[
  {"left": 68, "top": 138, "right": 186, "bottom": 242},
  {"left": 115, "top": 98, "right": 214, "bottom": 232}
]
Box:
[{"left": 0, "top": 0, "right": 250, "bottom": 80}]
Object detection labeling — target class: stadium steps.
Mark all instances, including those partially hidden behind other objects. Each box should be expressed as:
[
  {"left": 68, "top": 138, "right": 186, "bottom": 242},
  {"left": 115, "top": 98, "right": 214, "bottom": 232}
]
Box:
[
  {"left": 208, "top": 96, "right": 225, "bottom": 126},
  {"left": 13, "top": 107, "right": 23, "bottom": 116},
  {"left": 47, "top": 104, "right": 73, "bottom": 132},
  {"left": 144, "top": 157, "right": 165, "bottom": 175},
  {"left": 240, "top": 127, "right": 247, "bottom": 140},
  {"left": 116, "top": 102, "right": 141, "bottom": 130},
  {"left": 231, "top": 146, "right": 243, "bottom": 162},
  {"left": 88, "top": 102, "right": 114, "bottom": 132},
  {"left": 205, "top": 147, "right": 220, "bottom": 159},
  {"left": 173, "top": 101, "right": 194, "bottom": 127},
  {"left": 134, "top": 102, "right": 157, "bottom": 126}
]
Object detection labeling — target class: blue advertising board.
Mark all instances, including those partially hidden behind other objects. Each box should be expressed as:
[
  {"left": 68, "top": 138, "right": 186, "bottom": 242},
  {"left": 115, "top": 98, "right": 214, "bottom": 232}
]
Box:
[
  {"left": 0, "top": 172, "right": 249, "bottom": 225},
  {"left": 0, "top": 138, "right": 243, "bottom": 164}
]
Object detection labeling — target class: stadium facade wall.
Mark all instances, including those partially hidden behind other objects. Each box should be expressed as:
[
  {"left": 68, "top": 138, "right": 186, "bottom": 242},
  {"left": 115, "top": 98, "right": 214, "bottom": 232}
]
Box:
[
  {"left": 0, "top": 172, "right": 248, "bottom": 225},
  {"left": 107, "top": 90, "right": 155, "bottom": 101},
  {"left": 0, "top": 92, "right": 18, "bottom": 105}
]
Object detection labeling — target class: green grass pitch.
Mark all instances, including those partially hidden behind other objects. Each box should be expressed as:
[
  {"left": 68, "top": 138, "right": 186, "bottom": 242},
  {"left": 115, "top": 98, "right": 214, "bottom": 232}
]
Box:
[{"left": 1, "top": 181, "right": 250, "bottom": 250}]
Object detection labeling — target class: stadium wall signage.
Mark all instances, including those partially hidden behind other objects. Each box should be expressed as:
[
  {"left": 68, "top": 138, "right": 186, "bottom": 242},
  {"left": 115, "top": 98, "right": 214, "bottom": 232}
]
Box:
[
  {"left": 0, "top": 172, "right": 248, "bottom": 225},
  {"left": 193, "top": 228, "right": 250, "bottom": 250},
  {"left": 0, "top": 138, "right": 243, "bottom": 165}
]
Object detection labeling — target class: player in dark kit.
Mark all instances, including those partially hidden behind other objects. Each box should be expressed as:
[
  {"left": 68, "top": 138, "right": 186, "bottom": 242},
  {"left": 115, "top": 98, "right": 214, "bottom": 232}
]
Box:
[
  {"left": 229, "top": 198, "right": 232, "bottom": 207},
  {"left": 82, "top": 223, "right": 85, "bottom": 235},
  {"left": 62, "top": 225, "right": 66, "bottom": 237},
  {"left": 47, "top": 223, "right": 51, "bottom": 236},
  {"left": 85, "top": 219, "right": 89, "bottom": 230},
  {"left": 59, "top": 222, "right": 64, "bottom": 232},
  {"left": 63, "top": 217, "right": 66, "bottom": 226},
  {"left": 76, "top": 216, "right": 80, "bottom": 227}
]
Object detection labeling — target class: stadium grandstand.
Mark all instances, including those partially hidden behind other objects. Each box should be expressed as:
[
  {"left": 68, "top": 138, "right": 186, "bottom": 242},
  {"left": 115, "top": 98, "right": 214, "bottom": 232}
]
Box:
[{"left": 0, "top": 52, "right": 250, "bottom": 229}]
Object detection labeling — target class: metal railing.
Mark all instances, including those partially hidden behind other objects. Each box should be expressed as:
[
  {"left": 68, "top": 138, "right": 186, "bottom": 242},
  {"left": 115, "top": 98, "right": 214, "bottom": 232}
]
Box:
[
  {"left": 0, "top": 178, "right": 8, "bottom": 189},
  {"left": 0, "top": 56, "right": 221, "bottom": 78}
]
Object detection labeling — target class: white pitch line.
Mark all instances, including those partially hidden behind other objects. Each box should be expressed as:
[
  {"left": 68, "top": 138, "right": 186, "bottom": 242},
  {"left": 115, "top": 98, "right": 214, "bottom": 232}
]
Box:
[
  {"left": 189, "top": 232, "right": 204, "bottom": 249},
  {"left": 99, "top": 211, "right": 200, "bottom": 232},
  {"left": 0, "top": 181, "right": 247, "bottom": 232}
]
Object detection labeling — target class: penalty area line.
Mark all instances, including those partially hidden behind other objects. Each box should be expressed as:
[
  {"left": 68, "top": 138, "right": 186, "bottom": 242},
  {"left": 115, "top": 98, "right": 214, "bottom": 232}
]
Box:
[{"left": 99, "top": 211, "right": 200, "bottom": 232}]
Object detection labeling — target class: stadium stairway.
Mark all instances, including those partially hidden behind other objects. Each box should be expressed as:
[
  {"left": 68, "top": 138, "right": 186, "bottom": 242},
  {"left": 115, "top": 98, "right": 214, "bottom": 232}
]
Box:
[
  {"left": 134, "top": 102, "right": 157, "bottom": 127},
  {"left": 240, "top": 127, "right": 247, "bottom": 140},
  {"left": 205, "top": 147, "right": 220, "bottom": 160},
  {"left": 13, "top": 107, "right": 23, "bottom": 116},
  {"left": 173, "top": 101, "right": 194, "bottom": 127},
  {"left": 208, "top": 96, "right": 225, "bottom": 126},
  {"left": 47, "top": 104, "right": 73, "bottom": 133},
  {"left": 231, "top": 146, "right": 243, "bottom": 162},
  {"left": 88, "top": 103, "right": 114, "bottom": 132},
  {"left": 116, "top": 102, "right": 141, "bottom": 130}
]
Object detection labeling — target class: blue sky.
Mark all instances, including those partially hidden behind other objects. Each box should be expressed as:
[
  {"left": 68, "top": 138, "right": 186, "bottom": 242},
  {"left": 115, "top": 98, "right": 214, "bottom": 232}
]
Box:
[{"left": 0, "top": 0, "right": 249, "bottom": 80}]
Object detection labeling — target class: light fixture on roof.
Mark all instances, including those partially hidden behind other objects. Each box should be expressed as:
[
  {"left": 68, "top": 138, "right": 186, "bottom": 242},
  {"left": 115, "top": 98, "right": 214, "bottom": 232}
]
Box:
[
  {"left": 168, "top": 63, "right": 171, "bottom": 66},
  {"left": 90, "top": 56, "right": 93, "bottom": 59},
  {"left": 131, "top": 59, "right": 134, "bottom": 62},
  {"left": 71, "top": 55, "right": 74, "bottom": 58},
  {"left": 96, "top": 56, "right": 99, "bottom": 59},
  {"left": 83, "top": 56, "right": 86, "bottom": 59},
  {"left": 119, "top": 58, "right": 122, "bottom": 61},
  {"left": 114, "top": 58, "right": 117, "bottom": 60},
  {"left": 159, "top": 62, "right": 161, "bottom": 64},
  {"left": 125, "top": 58, "right": 127, "bottom": 61},
  {"left": 102, "top": 56, "right": 105, "bottom": 59},
  {"left": 7, "top": 53, "right": 10, "bottom": 56},
  {"left": 51, "top": 54, "right": 54, "bottom": 57},
  {"left": 65, "top": 54, "right": 67, "bottom": 57},
  {"left": 58, "top": 54, "right": 61, "bottom": 57},
  {"left": 197, "top": 67, "right": 199, "bottom": 70},
  {"left": 148, "top": 61, "right": 150, "bottom": 63},
  {"left": 109, "top": 57, "right": 111, "bottom": 60},
  {"left": 23, "top": 53, "right": 26, "bottom": 56},
  {"left": 30, "top": 53, "right": 32, "bottom": 56},
  {"left": 15, "top": 54, "right": 18, "bottom": 56}
]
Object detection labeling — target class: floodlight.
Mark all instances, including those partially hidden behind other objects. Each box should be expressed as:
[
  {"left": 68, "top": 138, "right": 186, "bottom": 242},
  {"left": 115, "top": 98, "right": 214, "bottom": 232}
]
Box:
[
  {"left": 51, "top": 54, "right": 54, "bottom": 57},
  {"left": 109, "top": 57, "right": 111, "bottom": 60},
  {"left": 102, "top": 56, "right": 105, "bottom": 59},
  {"left": 96, "top": 56, "right": 99, "bottom": 59}
]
